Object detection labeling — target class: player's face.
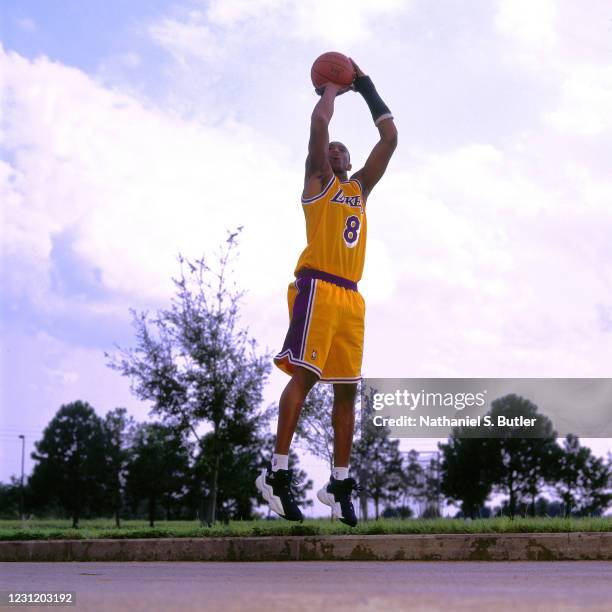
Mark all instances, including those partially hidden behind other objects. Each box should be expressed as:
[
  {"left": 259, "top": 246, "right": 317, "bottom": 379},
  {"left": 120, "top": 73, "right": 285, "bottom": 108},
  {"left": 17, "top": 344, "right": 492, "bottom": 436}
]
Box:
[{"left": 329, "top": 141, "right": 351, "bottom": 174}]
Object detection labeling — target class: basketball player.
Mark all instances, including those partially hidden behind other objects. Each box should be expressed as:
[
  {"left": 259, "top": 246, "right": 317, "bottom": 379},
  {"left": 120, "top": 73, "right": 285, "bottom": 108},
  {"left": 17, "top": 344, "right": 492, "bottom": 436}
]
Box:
[{"left": 256, "top": 59, "right": 397, "bottom": 525}]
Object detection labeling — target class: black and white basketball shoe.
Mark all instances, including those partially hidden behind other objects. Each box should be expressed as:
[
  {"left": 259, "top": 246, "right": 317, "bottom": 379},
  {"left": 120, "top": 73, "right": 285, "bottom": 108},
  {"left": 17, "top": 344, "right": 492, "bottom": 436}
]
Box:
[
  {"left": 255, "top": 468, "right": 304, "bottom": 522},
  {"left": 317, "top": 476, "right": 360, "bottom": 527}
]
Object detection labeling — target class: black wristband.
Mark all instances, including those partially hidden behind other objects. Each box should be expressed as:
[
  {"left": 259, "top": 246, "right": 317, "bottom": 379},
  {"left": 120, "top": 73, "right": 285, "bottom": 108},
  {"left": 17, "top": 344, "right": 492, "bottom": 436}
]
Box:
[{"left": 353, "top": 75, "right": 393, "bottom": 125}]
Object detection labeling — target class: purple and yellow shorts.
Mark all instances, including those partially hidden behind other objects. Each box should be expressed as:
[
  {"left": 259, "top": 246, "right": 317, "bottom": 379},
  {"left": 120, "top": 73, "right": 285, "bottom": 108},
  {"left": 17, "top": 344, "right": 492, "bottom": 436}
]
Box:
[{"left": 274, "top": 268, "right": 365, "bottom": 384}]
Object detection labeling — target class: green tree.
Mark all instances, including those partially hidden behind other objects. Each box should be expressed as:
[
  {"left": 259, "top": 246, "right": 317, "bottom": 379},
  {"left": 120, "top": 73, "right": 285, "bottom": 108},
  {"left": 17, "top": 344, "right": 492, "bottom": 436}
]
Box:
[
  {"left": 29, "top": 401, "right": 107, "bottom": 527},
  {"left": 553, "top": 434, "right": 589, "bottom": 516},
  {"left": 108, "top": 231, "right": 271, "bottom": 524},
  {"left": 554, "top": 436, "right": 611, "bottom": 516},
  {"left": 486, "top": 394, "right": 558, "bottom": 518},
  {"left": 419, "top": 454, "right": 443, "bottom": 518},
  {"left": 0, "top": 478, "right": 21, "bottom": 519},
  {"left": 439, "top": 435, "right": 496, "bottom": 519},
  {"left": 124, "top": 423, "right": 192, "bottom": 527},
  {"left": 392, "top": 450, "right": 424, "bottom": 517},
  {"left": 352, "top": 411, "right": 403, "bottom": 521},
  {"left": 102, "top": 407, "right": 135, "bottom": 527}
]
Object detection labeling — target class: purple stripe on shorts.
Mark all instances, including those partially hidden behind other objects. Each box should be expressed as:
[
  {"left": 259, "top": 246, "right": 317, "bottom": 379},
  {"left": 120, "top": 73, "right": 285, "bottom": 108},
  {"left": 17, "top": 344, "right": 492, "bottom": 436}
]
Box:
[
  {"left": 296, "top": 268, "right": 357, "bottom": 291},
  {"left": 279, "top": 277, "right": 314, "bottom": 360}
]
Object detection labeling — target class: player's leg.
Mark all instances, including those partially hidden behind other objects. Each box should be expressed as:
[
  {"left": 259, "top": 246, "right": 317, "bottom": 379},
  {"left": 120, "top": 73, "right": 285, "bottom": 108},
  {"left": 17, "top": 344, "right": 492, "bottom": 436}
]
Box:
[
  {"left": 317, "top": 382, "right": 361, "bottom": 527},
  {"left": 316, "top": 285, "right": 364, "bottom": 526},
  {"left": 275, "top": 365, "right": 319, "bottom": 454},
  {"left": 256, "top": 365, "right": 318, "bottom": 522},
  {"left": 331, "top": 382, "right": 357, "bottom": 467}
]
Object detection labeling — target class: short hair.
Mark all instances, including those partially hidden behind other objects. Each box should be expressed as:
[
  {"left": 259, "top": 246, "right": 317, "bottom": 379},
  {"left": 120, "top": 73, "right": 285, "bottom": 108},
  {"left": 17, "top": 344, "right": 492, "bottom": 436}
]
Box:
[{"left": 329, "top": 141, "right": 350, "bottom": 162}]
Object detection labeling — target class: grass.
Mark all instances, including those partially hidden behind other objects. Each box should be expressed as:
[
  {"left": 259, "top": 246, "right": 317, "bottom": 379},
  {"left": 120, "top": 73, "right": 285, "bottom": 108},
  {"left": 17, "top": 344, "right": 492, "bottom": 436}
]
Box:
[{"left": 0, "top": 517, "right": 611, "bottom": 541}]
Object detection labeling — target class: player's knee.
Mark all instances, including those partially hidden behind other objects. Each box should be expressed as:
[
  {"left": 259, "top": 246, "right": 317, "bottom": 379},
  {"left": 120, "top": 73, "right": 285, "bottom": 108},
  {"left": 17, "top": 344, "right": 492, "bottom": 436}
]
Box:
[{"left": 292, "top": 366, "right": 319, "bottom": 396}]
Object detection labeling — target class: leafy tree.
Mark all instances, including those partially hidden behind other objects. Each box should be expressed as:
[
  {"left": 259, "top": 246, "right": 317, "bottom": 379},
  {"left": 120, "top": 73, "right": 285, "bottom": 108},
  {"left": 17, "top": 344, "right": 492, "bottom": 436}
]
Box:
[
  {"left": 102, "top": 407, "right": 135, "bottom": 527},
  {"left": 108, "top": 231, "right": 271, "bottom": 524},
  {"left": 352, "top": 386, "right": 403, "bottom": 520},
  {"left": 352, "top": 426, "right": 403, "bottom": 520},
  {"left": 419, "top": 455, "right": 443, "bottom": 518},
  {"left": 29, "top": 401, "right": 107, "bottom": 527},
  {"left": 486, "top": 394, "right": 558, "bottom": 518},
  {"left": 192, "top": 416, "right": 284, "bottom": 522},
  {"left": 575, "top": 448, "right": 611, "bottom": 516},
  {"left": 399, "top": 450, "right": 424, "bottom": 511},
  {"left": 439, "top": 435, "right": 496, "bottom": 519},
  {"left": 553, "top": 434, "right": 590, "bottom": 516},
  {"left": 0, "top": 478, "right": 21, "bottom": 519},
  {"left": 124, "top": 423, "right": 192, "bottom": 527}
]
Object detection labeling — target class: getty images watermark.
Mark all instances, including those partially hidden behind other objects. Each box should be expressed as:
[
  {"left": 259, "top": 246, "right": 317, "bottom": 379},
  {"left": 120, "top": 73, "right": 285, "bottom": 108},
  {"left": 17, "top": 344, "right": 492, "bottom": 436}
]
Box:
[{"left": 361, "top": 379, "right": 612, "bottom": 438}]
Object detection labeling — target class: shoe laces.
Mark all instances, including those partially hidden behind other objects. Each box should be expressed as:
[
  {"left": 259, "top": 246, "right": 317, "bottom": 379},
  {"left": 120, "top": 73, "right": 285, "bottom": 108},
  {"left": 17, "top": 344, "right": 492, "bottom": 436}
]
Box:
[
  {"left": 335, "top": 477, "right": 364, "bottom": 497},
  {"left": 272, "top": 469, "right": 302, "bottom": 500}
]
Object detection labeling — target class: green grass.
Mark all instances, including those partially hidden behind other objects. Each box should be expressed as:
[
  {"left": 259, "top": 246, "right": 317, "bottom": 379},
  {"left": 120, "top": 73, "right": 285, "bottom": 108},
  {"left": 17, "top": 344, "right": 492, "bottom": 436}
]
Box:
[{"left": 0, "top": 517, "right": 611, "bottom": 541}]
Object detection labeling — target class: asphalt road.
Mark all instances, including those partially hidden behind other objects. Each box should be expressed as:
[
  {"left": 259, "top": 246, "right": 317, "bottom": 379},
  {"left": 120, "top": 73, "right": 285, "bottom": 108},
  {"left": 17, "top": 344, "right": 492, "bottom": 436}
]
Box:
[{"left": 2, "top": 561, "right": 612, "bottom": 612}]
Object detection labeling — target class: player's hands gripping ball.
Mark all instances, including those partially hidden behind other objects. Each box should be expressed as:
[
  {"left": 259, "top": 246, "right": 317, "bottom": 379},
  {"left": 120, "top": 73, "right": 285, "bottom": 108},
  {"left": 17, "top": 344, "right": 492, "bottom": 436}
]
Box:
[{"left": 311, "top": 51, "right": 356, "bottom": 96}]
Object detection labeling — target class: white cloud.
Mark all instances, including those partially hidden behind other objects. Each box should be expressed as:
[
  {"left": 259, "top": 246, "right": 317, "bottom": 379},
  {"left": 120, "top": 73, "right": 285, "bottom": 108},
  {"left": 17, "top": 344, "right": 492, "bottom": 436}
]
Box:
[
  {"left": 0, "top": 46, "right": 302, "bottom": 314},
  {"left": 149, "top": 0, "right": 410, "bottom": 61},
  {"left": 545, "top": 65, "right": 612, "bottom": 136}
]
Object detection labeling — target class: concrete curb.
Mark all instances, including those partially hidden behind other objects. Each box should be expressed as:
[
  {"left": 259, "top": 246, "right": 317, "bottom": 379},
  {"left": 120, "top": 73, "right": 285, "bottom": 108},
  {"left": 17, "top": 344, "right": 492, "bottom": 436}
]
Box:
[{"left": 2, "top": 532, "right": 612, "bottom": 562}]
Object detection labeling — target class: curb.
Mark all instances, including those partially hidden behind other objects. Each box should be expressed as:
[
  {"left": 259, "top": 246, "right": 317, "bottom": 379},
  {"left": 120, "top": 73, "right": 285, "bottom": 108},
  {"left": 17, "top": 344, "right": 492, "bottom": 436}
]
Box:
[{"left": 2, "top": 532, "right": 612, "bottom": 562}]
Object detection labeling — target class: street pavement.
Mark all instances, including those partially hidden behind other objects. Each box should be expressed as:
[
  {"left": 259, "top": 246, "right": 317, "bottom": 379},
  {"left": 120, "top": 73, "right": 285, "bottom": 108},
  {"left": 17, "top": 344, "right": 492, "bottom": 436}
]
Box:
[{"left": 2, "top": 561, "right": 612, "bottom": 611}]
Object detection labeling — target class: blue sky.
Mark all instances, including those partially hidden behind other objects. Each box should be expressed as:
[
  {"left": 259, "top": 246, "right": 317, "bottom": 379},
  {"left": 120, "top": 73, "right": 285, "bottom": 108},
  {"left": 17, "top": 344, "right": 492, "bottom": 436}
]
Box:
[{"left": 1, "top": 1, "right": 612, "bottom": 513}]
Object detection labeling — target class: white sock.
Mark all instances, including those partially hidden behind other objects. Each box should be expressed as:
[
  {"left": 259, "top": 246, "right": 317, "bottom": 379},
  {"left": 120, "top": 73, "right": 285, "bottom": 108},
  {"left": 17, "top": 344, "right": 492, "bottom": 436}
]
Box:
[
  {"left": 332, "top": 466, "right": 349, "bottom": 480},
  {"left": 272, "top": 453, "right": 289, "bottom": 472}
]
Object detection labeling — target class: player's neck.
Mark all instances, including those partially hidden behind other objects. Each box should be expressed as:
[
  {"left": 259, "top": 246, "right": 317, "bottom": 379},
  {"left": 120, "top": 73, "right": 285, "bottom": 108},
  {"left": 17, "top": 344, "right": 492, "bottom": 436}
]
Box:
[{"left": 334, "top": 171, "right": 349, "bottom": 181}]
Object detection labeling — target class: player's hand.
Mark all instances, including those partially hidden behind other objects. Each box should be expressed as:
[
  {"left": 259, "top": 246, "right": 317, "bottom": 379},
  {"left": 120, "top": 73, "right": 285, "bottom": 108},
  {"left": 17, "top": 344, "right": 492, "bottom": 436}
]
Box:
[
  {"left": 315, "top": 82, "right": 351, "bottom": 97},
  {"left": 348, "top": 58, "right": 367, "bottom": 80}
]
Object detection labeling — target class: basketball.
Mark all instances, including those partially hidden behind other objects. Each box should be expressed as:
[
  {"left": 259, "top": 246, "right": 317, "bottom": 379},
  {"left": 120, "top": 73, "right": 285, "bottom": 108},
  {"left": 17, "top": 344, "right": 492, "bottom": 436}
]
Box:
[{"left": 311, "top": 52, "right": 356, "bottom": 89}]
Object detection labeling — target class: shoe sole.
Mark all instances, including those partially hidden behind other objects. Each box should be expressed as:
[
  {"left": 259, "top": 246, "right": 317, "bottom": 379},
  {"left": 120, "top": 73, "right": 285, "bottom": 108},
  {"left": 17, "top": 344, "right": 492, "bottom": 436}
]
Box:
[
  {"left": 255, "top": 470, "right": 303, "bottom": 522},
  {"left": 317, "top": 487, "right": 357, "bottom": 527}
]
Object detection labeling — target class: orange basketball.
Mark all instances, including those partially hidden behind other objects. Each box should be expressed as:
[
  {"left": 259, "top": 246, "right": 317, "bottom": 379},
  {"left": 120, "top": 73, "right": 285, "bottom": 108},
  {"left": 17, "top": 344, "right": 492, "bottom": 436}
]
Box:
[{"left": 311, "top": 52, "right": 356, "bottom": 89}]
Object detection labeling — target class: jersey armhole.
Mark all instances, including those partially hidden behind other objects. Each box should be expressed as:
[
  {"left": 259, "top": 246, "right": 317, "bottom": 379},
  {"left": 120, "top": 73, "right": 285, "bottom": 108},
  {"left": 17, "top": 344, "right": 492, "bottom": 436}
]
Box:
[{"left": 301, "top": 175, "right": 336, "bottom": 205}]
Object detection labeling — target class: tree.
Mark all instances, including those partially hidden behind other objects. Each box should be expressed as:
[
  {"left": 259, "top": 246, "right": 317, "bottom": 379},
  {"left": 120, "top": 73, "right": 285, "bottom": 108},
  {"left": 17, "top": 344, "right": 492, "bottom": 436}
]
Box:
[
  {"left": 108, "top": 231, "right": 272, "bottom": 524},
  {"left": 352, "top": 385, "right": 403, "bottom": 520},
  {"left": 0, "top": 478, "right": 21, "bottom": 519},
  {"left": 439, "top": 435, "right": 496, "bottom": 519},
  {"left": 419, "top": 455, "right": 443, "bottom": 518},
  {"left": 556, "top": 436, "right": 612, "bottom": 516},
  {"left": 29, "top": 401, "right": 107, "bottom": 527},
  {"left": 400, "top": 450, "right": 424, "bottom": 511},
  {"left": 486, "top": 394, "right": 558, "bottom": 518},
  {"left": 102, "top": 407, "right": 135, "bottom": 527},
  {"left": 124, "top": 423, "right": 192, "bottom": 527}
]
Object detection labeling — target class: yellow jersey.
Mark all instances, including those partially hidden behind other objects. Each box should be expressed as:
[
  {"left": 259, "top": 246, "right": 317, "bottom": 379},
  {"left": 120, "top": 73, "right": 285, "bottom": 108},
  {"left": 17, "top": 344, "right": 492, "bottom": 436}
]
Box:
[{"left": 294, "top": 175, "right": 367, "bottom": 283}]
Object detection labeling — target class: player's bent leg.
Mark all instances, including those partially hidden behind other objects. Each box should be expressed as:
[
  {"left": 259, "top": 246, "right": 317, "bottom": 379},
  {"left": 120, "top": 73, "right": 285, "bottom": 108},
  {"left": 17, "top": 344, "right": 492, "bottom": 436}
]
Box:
[
  {"left": 256, "top": 366, "right": 319, "bottom": 522},
  {"left": 275, "top": 366, "right": 319, "bottom": 453},
  {"left": 317, "top": 383, "right": 360, "bottom": 527}
]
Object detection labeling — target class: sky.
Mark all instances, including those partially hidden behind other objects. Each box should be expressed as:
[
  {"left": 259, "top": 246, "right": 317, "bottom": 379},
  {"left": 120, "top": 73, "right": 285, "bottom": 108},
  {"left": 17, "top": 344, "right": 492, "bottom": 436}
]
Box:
[{"left": 1, "top": 1, "right": 611, "bottom": 515}]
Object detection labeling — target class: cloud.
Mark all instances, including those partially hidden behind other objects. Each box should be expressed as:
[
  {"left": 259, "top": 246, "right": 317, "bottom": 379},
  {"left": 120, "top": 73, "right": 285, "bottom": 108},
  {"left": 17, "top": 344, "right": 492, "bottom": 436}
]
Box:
[
  {"left": 149, "top": 0, "right": 410, "bottom": 58},
  {"left": 0, "top": 45, "right": 304, "bottom": 321}
]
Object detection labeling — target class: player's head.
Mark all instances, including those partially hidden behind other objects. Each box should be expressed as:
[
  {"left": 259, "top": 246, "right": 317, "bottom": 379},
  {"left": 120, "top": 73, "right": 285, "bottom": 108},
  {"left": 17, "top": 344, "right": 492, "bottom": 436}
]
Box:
[{"left": 329, "top": 141, "right": 352, "bottom": 174}]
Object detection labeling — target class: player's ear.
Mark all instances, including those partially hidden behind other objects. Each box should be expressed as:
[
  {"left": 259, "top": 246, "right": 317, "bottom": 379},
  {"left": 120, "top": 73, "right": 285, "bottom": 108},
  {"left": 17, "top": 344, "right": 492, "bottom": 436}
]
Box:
[{"left": 348, "top": 162, "right": 352, "bottom": 171}]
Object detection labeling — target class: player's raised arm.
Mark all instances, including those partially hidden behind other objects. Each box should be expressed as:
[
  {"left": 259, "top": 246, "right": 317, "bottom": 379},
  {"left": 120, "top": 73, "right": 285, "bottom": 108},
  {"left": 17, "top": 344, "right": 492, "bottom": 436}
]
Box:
[
  {"left": 303, "top": 83, "right": 343, "bottom": 197},
  {"left": 349, "top": 59, "right": 398, "bottom": 199}
]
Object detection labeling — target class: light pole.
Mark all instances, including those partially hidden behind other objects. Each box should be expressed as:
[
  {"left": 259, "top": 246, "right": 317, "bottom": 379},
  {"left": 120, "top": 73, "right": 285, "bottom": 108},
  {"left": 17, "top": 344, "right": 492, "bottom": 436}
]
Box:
[{"left": 18, "top": 435, "right": 25, "bottom": 521}]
